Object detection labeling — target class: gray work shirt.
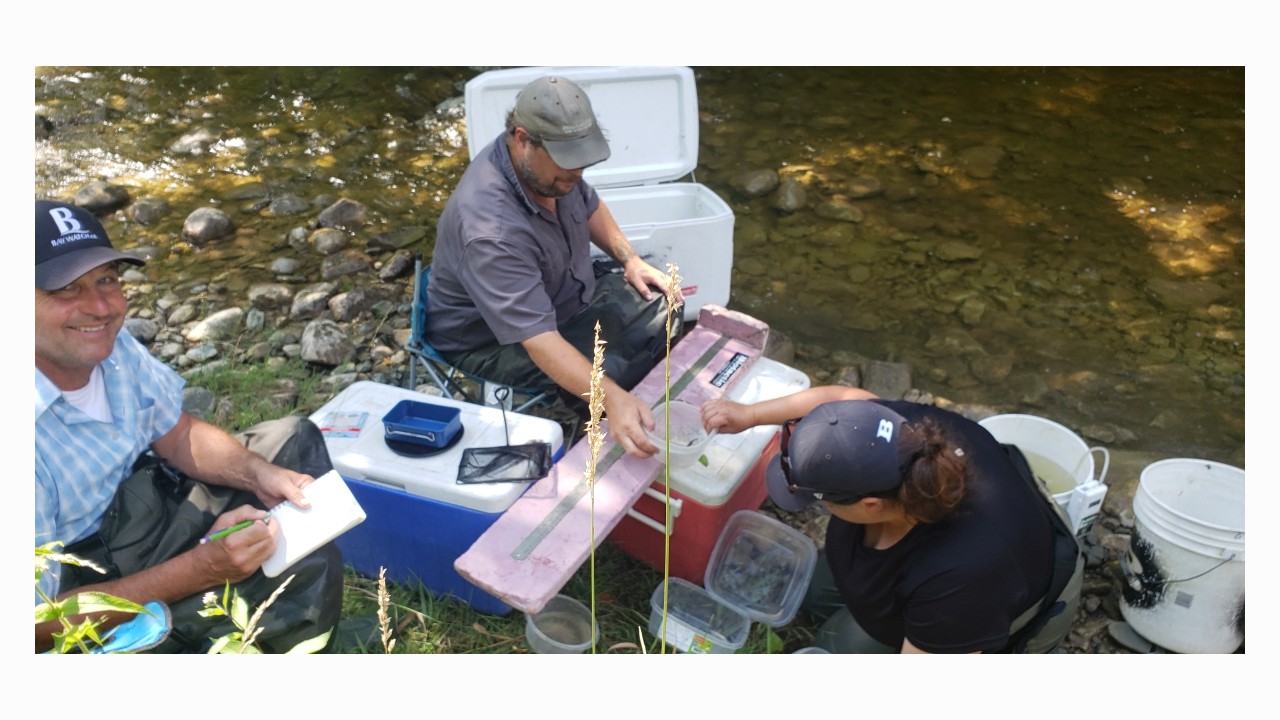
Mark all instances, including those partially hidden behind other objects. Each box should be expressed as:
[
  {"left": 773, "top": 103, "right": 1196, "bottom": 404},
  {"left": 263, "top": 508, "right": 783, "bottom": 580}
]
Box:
[{"left": 426, "top": 133, "right": 601, "bottom": 353}]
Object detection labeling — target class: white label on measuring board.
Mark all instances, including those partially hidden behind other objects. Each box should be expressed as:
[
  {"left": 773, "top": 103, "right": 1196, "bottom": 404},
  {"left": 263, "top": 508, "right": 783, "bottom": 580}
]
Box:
[{"left": 710, "top": 352, "right": 749, "bottom": 388}]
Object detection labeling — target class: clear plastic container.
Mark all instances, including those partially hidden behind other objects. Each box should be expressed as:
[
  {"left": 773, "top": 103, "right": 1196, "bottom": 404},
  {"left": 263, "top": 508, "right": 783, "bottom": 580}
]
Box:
[
  {"left": 648, "top": 577, "right": 750, "bottom": 653},
  {"left": 647, "top": 400, "right": 715, "bottom": 468},
  {"left": 704, "top": 510, "right": 818, "bottom": 627},
  {"left": 525, "top": 594, "right": 597, "bottom": 654}
]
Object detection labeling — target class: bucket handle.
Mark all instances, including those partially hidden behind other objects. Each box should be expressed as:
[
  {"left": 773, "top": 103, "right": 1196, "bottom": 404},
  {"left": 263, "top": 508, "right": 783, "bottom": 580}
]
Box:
[
  {"left": 1123, "top": 543, "right": 1238, "bottom": 589},
  {"left": 1089, "top": 446, "right": 1110, "bottom": 485}
]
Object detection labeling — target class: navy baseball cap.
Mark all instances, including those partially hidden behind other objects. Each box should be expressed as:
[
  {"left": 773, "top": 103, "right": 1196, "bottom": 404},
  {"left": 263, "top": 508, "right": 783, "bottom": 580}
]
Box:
[
  {"left": 766, "top": 400, "right": 920, "bottom": 512},
  {"left": 36, "top": 200, "right": 143, "bottom": 290}
]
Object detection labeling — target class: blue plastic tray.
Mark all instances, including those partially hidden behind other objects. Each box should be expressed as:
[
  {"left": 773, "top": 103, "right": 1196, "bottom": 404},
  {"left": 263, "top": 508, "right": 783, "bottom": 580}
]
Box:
[{"left": 381, "top": 399, "right": 462, "bottom": 449}]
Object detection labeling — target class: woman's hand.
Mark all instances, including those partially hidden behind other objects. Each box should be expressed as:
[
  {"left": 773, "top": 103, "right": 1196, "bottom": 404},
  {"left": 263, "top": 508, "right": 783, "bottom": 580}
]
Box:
[{"left": 701, "top": 398, "right": 757, "bottom": 435}]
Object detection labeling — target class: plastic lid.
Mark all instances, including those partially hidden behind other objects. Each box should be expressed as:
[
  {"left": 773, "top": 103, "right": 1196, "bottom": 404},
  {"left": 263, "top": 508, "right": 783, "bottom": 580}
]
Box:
[{"left": 704, "top": 510, "right": 818, "bottom": 627}]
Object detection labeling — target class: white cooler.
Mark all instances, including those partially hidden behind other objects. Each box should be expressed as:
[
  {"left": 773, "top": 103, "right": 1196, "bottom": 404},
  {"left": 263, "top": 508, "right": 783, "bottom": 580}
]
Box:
[
  {"left": 463, "top": 66, "right": 734, "bottom": 322},
  {"left": 308, "top": 381, "right": 564, "bottom": 614}
]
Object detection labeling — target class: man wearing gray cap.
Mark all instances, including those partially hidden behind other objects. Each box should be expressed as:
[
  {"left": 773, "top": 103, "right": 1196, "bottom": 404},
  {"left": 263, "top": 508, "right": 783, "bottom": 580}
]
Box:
[
  {"left": 427, "top": 75, "right": 678, "bottom": 459},
  {"left": 702, "top": 385, "right": 1084, "bottom": 653},
  {"left": 34, "top": 200, "right": 343, "bottom": 653}
]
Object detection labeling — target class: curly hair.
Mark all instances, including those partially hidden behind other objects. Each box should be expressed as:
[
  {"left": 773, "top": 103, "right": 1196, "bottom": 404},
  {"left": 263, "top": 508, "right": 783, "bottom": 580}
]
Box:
[{"left": 890, "top": 418, "right": 968, "bottom": 523}]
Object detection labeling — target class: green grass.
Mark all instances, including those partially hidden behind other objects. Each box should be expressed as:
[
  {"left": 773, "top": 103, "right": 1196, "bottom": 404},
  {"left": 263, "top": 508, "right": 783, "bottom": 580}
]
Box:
[
  {"left": 335, "top": 542, "right": 819, "bottom": 654},
  {"left": 194, "top": 346, "right": 820, "bottom": 654},
  {"left": 183, "top": 352, "right": 329, "bottom": 430}
]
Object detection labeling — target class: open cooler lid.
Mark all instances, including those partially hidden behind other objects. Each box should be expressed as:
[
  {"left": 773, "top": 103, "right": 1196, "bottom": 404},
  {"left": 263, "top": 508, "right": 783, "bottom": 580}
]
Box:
[{"left": 464, "top": 66, "right": 700, "bottom": 189}]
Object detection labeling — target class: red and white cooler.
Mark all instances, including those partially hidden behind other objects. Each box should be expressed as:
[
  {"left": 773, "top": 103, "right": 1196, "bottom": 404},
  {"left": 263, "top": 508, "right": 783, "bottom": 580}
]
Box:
[{"left": 610, "top": 357, "right": 810, "bottom": 582}]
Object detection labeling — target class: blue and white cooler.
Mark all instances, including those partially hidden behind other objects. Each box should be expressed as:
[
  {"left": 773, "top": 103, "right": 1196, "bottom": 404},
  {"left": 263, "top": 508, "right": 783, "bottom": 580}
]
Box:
[{"left": 309, "top": 381, "right": 564, "bottom": 614}]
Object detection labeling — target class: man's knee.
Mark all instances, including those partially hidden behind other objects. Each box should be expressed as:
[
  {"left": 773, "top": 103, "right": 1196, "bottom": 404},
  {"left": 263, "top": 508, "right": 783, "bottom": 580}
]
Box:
[{"left": 235, "top": 416, "right": 333, "bottom": 479}]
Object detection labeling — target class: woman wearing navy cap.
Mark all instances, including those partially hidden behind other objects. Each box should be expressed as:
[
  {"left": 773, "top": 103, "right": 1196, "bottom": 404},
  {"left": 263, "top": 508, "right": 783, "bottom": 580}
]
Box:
[{"left": 702, "top": 386, "right": 1083, "bottom": 654}]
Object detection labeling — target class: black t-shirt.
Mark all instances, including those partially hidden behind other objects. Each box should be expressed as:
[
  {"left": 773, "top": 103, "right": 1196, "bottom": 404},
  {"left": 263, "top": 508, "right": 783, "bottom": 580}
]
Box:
[{"left": 825, "top": 401, "right": 1056, "bottom": 653}]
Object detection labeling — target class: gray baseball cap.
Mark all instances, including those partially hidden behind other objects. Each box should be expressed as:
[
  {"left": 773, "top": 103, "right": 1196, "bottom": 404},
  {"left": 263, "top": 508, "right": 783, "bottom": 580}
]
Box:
[
  {"left": 511, "top": 75, "right": 610, "bottom": 170},
  {"left": 766, "top": 400, "right": 919, "bottom": 512},
  {"left": 35, "top": 200, "right": 143, "bottom": 290}
]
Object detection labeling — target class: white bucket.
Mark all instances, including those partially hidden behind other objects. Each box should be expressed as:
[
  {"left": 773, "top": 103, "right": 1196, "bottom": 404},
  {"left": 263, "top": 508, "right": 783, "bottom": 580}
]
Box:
[
  {"left": 1120, "top": 458, "right": 1245, "bottom": 653},
  {"left": 978, "top": 414, "right": 1109, "bottom": 508}
]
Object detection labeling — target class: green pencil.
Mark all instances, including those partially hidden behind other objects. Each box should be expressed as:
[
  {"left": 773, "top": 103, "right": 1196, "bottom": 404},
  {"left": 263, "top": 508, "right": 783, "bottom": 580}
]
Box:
[{"left": 200, "top": 518, "right": 256, "bottom": 545}]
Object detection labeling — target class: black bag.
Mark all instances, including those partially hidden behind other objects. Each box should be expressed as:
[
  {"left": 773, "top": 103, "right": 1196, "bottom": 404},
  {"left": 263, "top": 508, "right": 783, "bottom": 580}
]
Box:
[
  {"left": 1000, "top": 442, "right": 1084, "bottom": 653},
  {"left": 61, "top": 449, "right": 344, "bottom": 653},
  {"left": 62, "top": 455, "right": 239, "bottom": 587}
]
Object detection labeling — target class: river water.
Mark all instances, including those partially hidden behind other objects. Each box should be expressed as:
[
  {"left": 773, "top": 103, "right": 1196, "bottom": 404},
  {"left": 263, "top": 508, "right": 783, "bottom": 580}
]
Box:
[{"left": 33, "top": 66, "right": 1245, "bottom": 468}]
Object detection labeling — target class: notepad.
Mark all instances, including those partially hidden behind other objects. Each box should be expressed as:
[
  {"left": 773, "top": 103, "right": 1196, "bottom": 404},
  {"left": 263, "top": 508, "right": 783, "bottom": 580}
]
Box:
[{"left": 262, "top": 469, "right": 366, "bottom": 578}]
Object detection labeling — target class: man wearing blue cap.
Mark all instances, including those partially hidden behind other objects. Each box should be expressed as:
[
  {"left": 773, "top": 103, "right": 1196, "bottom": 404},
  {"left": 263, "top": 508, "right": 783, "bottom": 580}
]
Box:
[
  {"left": 702, "top": 386, "right": 1084, "bottom": 653},
  {"left": 427, "top": 75, "right": 679, "bottom": 459},
  {"left": 34, "top": 200, "right": 344, "bottom": 653}
]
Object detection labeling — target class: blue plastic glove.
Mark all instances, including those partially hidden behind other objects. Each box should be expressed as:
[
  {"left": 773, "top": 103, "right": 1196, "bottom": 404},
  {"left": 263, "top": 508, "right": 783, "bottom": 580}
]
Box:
[{"left": 93, "top": 600, "right": 171, "bottom": 654}]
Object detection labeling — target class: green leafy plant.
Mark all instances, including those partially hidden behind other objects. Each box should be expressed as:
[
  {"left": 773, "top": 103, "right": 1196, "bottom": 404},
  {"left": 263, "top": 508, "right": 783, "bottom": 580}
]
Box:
[
  {"left": 37, "top": 543, "right": 330, "bottom": 654},
  {"left": 34, "top": 542, "right": 153, "bottom": 654},
  {"left": 198, "top": 575, "right": 330, "bottom": 654}
]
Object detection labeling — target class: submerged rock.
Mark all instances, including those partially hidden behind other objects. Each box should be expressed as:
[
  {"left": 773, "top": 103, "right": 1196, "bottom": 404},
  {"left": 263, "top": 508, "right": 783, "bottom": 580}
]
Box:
[
  {"left": 183, "top": 207, "right": 236, "bottom": 245},
  {"left": 732, "top": 169, "right": 780, "bottom": 198},
  {"left": 317, "top": 198, "right": 369, "bottom": 229},
  {"left": 130, "top": 197, "right": 170, "bottom": 225},
  {"left": 74, "top": 181, "right": 130, "bottom": 214}
]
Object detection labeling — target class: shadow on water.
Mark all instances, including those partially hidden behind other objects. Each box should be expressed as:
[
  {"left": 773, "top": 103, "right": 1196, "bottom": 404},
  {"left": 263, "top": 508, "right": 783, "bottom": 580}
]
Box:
[{"left": 34, "top": 66, "right": 1244, "bottom": 467}]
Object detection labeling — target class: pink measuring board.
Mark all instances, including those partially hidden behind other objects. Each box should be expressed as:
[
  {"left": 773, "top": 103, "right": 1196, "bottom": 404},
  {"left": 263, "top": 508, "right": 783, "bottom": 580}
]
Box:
[{"left": 453, "top": 305, "right": 770, "bottom": 614}]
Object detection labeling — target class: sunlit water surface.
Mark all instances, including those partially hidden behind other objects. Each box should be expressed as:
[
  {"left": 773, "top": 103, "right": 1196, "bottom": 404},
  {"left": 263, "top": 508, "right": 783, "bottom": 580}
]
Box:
[{"left": 34, "top": 66, "right": 1244, "bottom": 467}]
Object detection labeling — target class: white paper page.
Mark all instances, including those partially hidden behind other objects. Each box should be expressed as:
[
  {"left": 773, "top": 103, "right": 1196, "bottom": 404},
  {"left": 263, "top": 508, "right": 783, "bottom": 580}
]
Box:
[{"left": 262, "top": 469, "right": 366, "bottom": 578}]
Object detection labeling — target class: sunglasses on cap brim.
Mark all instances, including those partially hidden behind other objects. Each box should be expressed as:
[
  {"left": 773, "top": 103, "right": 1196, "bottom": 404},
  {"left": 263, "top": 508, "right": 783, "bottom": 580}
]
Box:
[{"left": 778, "top": 418, "right": 864, "bottom": 506}]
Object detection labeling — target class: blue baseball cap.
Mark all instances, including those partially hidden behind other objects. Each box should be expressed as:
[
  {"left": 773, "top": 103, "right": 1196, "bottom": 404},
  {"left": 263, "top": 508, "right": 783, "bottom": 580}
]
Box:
[
  {"left": 766, "top": 400, "right": 918, "bottom": 512},
  {"left": 36, "top": 200, "right": 143, "bottom": 290}
]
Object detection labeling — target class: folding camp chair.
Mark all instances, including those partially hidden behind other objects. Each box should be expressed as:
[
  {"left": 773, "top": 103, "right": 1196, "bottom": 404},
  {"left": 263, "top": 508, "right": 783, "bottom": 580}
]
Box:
[{"left": 405, "top": 254, "right": 557, "bottom": 415}]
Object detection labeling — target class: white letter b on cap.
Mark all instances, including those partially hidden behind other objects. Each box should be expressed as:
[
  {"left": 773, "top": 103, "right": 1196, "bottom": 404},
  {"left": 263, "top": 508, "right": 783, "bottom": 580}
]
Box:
[
  {"left": 877, "top": 419, "right": 894, "bottom": 442},
  {"left": 49, "top": 206, "right": 81, "bottom": 235}
]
